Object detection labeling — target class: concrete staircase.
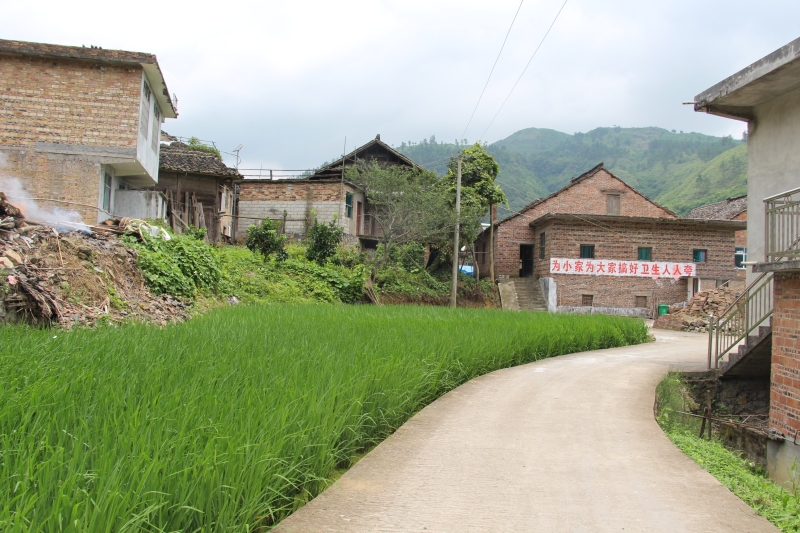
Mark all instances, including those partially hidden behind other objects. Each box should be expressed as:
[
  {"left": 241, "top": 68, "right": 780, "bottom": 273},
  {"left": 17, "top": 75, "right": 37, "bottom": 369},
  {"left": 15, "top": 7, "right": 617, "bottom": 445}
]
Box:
[
  {"left": 720, "top": 321, "right": 772, "bottom": 379},
  {"left": 498, "top": 278, "right": 547, "bottom": 312}
]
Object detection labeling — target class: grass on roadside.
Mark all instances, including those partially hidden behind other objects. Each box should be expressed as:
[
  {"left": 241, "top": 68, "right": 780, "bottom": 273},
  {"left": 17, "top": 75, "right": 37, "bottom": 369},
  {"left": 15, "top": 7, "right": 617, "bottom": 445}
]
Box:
[
  {"left": 656, "top": 373, "right": 800, "bottom": 532},
  {"left": 1, "top": 305, "right": 647, "bottom": 531}
]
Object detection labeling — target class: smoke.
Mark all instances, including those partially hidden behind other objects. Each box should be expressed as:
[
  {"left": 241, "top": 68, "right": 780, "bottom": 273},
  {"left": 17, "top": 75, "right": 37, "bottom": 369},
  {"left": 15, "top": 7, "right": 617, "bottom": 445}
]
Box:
[{"left": 0, "top": 153, "right": 90, "bottom": 233}]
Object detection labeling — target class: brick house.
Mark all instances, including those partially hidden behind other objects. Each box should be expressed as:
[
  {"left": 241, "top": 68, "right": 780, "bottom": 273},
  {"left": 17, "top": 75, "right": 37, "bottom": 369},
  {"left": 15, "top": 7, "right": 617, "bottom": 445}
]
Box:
[
  {"left": 0, "top": 39, "right": 176, "bottom": 224},
  {"left": 694, "top": 36, "right": 800, "bottom": 485},
  {"left": 475, "top": 163, "right": 744, "bottom": 315},
  {"left": 235, "top": 134, "right": 420, "bottom": 244},
  {"left": 687, "top": 196, "right": 747, "bottom": 284},
  {"left": 148, "top": 138, "right": 241, "bottom": 243}
]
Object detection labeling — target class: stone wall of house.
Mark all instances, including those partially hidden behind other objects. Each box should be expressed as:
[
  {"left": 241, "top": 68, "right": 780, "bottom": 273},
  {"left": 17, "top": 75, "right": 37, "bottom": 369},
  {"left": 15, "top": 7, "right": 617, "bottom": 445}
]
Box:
[
  {"left": 0, "top": 55, "right": 142, "bottom": 149},
  {"left": 0, "top": 147, "right": 104, "bottom": 223},
  {"left": 769, "top": 271, "right": 800, "bottom": 438},
  {"left": 236, "top": 180, "right": 355, "bottom": 239}
]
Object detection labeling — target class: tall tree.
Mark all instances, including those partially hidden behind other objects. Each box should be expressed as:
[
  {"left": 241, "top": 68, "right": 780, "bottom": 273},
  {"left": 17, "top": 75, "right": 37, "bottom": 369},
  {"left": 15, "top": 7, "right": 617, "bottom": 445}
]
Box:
[{"left": 444, "top": 143, "right": 507, "bottom": 282}]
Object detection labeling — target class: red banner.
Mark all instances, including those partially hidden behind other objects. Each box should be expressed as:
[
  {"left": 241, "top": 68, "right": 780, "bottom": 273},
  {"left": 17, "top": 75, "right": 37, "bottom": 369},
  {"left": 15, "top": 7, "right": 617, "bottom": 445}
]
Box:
[{"left": 549, "top": 258, "right": 696, "bottom": 279}]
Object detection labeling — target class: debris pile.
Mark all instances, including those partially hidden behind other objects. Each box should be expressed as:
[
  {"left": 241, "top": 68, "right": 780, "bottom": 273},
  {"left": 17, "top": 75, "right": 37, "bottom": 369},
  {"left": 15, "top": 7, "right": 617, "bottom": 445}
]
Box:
[
  {"left": 653, "top": 286, "right": 741, "bottom": 332},
  {"left": 0, "top": 193, "right": 189, "bottom": 327}
]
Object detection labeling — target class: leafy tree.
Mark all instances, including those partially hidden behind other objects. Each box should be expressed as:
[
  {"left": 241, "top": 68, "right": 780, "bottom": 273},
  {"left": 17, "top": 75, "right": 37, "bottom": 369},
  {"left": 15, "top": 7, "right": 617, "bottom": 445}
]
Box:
[
  {"left": 306, "top": 218, "right": 344, "bottom": 265},
  {"left": 246, "top": 219, "right": 288, "bottom": 261},
  {"left": 346, "top": 162, "right": 456, "bottom": 277}
]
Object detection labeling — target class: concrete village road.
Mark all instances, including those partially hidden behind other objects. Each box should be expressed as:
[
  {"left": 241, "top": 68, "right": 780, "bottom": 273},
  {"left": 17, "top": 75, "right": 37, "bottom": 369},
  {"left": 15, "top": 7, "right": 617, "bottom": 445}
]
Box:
[{"left": 274, "top": 329, "right": 777, "bottom": 533}]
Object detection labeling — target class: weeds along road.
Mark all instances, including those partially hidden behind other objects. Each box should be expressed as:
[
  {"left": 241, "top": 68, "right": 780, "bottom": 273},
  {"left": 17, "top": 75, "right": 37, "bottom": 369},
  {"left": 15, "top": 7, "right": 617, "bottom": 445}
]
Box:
[{"left": 274, "top": 329, "right": 777, "bottom": 533}]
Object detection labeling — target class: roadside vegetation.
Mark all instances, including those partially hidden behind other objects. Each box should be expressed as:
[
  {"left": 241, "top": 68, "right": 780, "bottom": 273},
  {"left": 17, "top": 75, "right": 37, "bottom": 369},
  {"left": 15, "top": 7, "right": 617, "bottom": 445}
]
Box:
[
  {"left": 0, "top": 305, "right": 649, "bottom": 530},
  {"left": 656, "top": 374, "right": 800, "bottom": 531}
]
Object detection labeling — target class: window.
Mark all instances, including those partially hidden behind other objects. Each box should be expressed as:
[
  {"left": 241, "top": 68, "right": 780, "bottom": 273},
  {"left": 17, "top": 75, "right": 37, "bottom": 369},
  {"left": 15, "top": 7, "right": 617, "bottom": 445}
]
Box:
[
  {"left": 140, "top": 81, "right": 151, "bottom": 138},
  {"left": 606, "top": 194, "right": 621, "bottom": 215},
  {"left": 582, "top": 294, "right": 594, "bottom": 307},
  {"left": 151, "top": 104, "right": 161, "bottom": 152},
  {"left": 580, "top": 245, "right": 595, "bottom": 259},
  {"left": 735, "top": 247, "right": 747, "bottom": 269},
  {"left": 345, "top": 192, "right": 353, "bottom": 218},
  {"left": 637, "top": 247, "right": 652, "bottom": 261},
  {"left": 693, "top": 249, "right": 707, "bottom": 263},
  {"left": 635, "top": 295, "right": 648, "bottom": 308},
  {"left": 102, "top": 171, "right": 112, "bottom": 212},
  {"left": 540, "top": 233, "right": 546, "bottom": 259}
]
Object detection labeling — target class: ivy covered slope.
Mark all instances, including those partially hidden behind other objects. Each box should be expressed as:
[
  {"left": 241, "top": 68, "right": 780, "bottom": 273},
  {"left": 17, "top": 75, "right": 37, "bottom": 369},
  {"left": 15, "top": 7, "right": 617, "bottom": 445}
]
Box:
[{"left": 397, "top": 127, "right": 747, "bottom": 216}]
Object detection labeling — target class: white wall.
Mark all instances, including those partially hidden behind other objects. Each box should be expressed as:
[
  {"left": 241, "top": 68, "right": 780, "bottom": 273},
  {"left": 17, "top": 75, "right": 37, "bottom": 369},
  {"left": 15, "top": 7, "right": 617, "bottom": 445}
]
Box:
[
  {"left": 135, "top": 73, "right": 162, "bottom": 184},
  {"left": 748, "top": 85, "right": 800, "bottom": 283}
]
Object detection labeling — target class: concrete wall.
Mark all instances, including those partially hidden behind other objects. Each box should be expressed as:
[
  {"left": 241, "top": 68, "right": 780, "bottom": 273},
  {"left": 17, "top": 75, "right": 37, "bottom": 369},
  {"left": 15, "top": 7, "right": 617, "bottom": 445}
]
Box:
[
  {"left": 748, "top": 85, "right": 800, "bottom": 281},
  {"left": 113, "top": 189, "right": 166, "bottom": 219}
]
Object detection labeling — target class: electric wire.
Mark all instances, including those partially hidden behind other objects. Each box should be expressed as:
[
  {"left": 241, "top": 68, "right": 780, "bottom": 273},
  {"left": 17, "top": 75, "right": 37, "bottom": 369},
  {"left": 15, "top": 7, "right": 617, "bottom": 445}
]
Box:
[
  {"left": 461, "top": 0, "right": 525, "bottom": 141},
  {"left": 479, "top": 0, "right": 569, "bottom": 142}
]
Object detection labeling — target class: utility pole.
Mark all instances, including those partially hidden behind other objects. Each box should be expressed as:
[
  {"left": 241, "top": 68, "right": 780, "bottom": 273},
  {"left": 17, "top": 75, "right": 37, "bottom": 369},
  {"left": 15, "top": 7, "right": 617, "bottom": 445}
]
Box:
[
  {"left": 489, "top": 203, "right": 496, "bottom": 284},
  {"left": 450, "top": 159, "right": 462, "bottom": 308}
]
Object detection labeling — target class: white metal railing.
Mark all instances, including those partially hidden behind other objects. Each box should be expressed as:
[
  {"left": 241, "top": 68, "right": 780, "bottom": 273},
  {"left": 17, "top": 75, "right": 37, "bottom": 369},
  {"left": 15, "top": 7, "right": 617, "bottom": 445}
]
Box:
[
  {"left": 708, "top": 272, "right": 773, "bottom": 370},
  {"left": 765, "top": 186, "right": 800, "bottom": 261}
]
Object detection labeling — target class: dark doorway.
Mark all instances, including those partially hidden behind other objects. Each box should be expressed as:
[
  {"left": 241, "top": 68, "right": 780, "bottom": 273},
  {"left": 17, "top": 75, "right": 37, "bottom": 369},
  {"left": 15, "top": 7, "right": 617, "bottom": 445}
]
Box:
[
  {"left": 520, "top": 244, "right": 534, "bottom": 278},
  {"left": 356, "top": 202, "right": 363, "bottom": 236}
]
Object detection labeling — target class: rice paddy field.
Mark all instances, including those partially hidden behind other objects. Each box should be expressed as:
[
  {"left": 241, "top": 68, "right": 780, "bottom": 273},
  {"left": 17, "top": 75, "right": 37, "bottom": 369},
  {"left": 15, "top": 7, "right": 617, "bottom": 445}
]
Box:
[{"left": 0, "top": 305, "right": 649, "bottom": 531}]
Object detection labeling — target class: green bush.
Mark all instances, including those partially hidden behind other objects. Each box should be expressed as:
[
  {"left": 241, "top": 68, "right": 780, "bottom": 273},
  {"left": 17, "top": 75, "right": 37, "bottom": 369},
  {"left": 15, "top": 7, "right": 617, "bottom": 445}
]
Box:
[
  {"left": 306, "top": 219, "right": 344, "bottom": 265},
  {"left": 124, "top": 232, "right": 221, "bottom": 297},
  {"left": 246, "top": 219, "right": 288, "bottom": 261}
]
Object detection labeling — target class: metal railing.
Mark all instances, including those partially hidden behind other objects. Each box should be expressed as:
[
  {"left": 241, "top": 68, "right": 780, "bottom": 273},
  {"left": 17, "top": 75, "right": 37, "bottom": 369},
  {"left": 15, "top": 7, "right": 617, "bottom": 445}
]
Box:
[
  {"left": 708, "top": 272, "right": 773, "bottom": 370},
  {"left": 766, "top": 186, "right": 800, "bottom": 261}
]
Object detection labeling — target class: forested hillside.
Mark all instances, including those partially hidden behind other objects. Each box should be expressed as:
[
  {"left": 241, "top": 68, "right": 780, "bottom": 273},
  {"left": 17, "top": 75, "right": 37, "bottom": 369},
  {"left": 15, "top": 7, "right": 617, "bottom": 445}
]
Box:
[{"left": 395, "top": 127, "right": 747, "bottom": 217}]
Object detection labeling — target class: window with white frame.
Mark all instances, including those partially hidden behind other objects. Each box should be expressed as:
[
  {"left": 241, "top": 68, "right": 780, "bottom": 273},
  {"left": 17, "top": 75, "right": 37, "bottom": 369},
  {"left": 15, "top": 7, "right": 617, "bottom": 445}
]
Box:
[
  {"left": 735, "top": 247, "right": 747, "bottom": 269},
  {"left": 151, "top": 104, "right": 161, "bottom": 152},
  {"left": 102, "top": 171, "right": 112, "bottom": 212},
  {"left": 140, "top": 81, "right": 151, "bottom": 138}
]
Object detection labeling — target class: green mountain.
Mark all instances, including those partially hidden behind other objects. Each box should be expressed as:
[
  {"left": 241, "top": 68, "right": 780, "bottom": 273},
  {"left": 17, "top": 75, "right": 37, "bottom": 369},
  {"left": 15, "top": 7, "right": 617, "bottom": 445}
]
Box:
[{"left": 395, "top": 127, "right": 747, "bottom": 218}]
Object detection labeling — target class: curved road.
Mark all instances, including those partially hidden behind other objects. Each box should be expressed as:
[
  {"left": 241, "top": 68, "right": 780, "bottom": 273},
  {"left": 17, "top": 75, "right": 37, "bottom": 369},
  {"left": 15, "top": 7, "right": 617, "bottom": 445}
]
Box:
[{"left": 275, "top": 329, "right": 777, "bottom": 532}]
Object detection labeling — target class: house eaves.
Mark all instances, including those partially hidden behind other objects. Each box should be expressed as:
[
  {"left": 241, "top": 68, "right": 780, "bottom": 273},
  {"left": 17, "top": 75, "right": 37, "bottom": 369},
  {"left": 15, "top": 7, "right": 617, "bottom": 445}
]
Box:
[{"left": 693, "top": 36, "right": 800, "bottom": 122}]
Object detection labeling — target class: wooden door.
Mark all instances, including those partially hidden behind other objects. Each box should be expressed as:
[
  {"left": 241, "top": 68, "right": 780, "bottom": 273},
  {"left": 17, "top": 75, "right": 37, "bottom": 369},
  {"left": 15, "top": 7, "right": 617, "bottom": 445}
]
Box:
[
  {"left": 520, "top": 245, "right": 534, "bottom": 278},
  {"left": 356, "top": 202, "right": 363, "bottom": 236}
]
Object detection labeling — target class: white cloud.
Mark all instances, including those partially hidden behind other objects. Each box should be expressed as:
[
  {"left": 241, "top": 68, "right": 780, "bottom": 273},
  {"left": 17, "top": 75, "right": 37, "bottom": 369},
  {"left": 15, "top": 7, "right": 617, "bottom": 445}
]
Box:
[{"left": 1, "top": 0, "right": 797, "bottom": 168}]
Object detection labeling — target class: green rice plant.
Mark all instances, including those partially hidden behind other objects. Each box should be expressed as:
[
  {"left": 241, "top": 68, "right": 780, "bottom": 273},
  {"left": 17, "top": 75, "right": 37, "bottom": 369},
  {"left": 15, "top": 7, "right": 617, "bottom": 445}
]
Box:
[{"left": 0, "top": 306, "right": 648, "bottom": 531}]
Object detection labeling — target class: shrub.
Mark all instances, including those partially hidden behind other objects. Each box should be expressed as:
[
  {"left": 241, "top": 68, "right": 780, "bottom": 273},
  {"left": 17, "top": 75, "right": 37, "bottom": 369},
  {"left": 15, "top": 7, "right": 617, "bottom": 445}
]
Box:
[
  {"left": 124, "top": 232, "right": 221, "bottom": 297},
  {"left": 183, "top": 225, "right": 207, "bottom": 241},
  {"left": 246, "top": 219, "right": 288, "bottom": 261},
  {"left": 306, "top": 219, "right": 344, "bottom": 265}
]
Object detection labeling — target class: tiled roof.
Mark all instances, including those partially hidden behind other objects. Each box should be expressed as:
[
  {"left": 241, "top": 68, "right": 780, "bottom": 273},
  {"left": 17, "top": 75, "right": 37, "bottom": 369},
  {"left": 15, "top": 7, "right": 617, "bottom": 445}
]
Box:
[
  {"left": 686, "top": 196, "right": 747, "bottom": 220},
  {"left": 159, "top": 143, "right": 242, "bottom": 178},
  {"left": 0, "top": 39, "right": 157, "bottom": 65}
]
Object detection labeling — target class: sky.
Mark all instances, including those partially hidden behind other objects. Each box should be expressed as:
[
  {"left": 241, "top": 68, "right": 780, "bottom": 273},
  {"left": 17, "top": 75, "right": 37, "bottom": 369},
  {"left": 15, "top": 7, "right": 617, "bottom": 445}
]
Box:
[{"left": 2, "top": 0, "right": 799, "bottom": 171}]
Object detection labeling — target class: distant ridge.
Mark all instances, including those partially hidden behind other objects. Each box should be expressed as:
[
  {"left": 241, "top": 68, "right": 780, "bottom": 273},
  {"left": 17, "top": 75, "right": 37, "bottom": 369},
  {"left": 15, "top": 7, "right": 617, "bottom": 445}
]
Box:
[{"left": 397, "top": 127, "right": 747, "bottom": 217}]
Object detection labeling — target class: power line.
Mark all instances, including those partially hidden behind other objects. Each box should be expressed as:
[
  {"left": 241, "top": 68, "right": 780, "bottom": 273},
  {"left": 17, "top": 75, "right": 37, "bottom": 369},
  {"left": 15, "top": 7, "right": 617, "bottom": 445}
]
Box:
[
  {"left": 479, "top": 0, "right": 569, "bottom": 142},
  {"left": 461, "top": 0, "right": 525, "bottom": 141}
]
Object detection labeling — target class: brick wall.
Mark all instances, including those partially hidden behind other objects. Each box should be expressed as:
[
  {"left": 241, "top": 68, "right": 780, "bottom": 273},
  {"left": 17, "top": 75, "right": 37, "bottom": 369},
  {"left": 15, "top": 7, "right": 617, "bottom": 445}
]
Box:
[
  {"left": 0, "top": 55, "right": 142, "bottom": 149},
  {"left": 0, "top": 147, "right": 102, "bottom": 223},
  {"left": 770, "top": 272, "right": 800, "bottom": 437},
  {"left": 479, "top": 168, "right": 676, "bottom": 277},
  {"left": 236, "top": 180, "right": 353, "bottom": 238},
  {"left": 539, "top": 218, "right": 734, "bottom": 308}
]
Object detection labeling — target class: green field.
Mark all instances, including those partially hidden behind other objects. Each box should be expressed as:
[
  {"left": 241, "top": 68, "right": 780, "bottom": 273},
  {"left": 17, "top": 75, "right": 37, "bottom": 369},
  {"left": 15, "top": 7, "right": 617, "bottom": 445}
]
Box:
[{"left": 1, "top": 305, "right": 648, "bottom": 531}]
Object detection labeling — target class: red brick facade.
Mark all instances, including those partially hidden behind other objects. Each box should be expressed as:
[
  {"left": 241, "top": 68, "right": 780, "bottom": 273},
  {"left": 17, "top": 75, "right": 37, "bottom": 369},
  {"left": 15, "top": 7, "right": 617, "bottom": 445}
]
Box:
[
  {"left": 475, "top": 164, "right": 744, "bottom": 311},
  {"left": 478, "top": 165, "right": 676, "bottom": 278},
  {"left": 238, "top": 180, "right": 345, "bottom": 203},
  {"left": 770, "top": 272, "right": 800, "bottom": 437}
]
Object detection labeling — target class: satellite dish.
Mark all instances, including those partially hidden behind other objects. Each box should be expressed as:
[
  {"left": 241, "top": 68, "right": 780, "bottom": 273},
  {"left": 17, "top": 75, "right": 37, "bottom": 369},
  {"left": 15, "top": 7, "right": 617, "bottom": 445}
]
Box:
[{"left": 233, "top": 143, "right": 244, "bottom": 152}]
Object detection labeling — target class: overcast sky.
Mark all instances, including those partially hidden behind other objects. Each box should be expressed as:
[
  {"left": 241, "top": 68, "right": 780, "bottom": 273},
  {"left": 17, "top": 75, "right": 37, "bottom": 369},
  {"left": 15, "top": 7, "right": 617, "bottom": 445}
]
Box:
[{"left": 2, "top": 0, "right": 799, "bottom": 170}]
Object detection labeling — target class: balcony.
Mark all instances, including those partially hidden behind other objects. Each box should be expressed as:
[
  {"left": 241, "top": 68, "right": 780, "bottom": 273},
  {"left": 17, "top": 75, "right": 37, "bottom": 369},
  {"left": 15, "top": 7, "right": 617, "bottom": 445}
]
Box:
[{"left": 765, "top": 185, "right": 800, "bottom": 263}]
